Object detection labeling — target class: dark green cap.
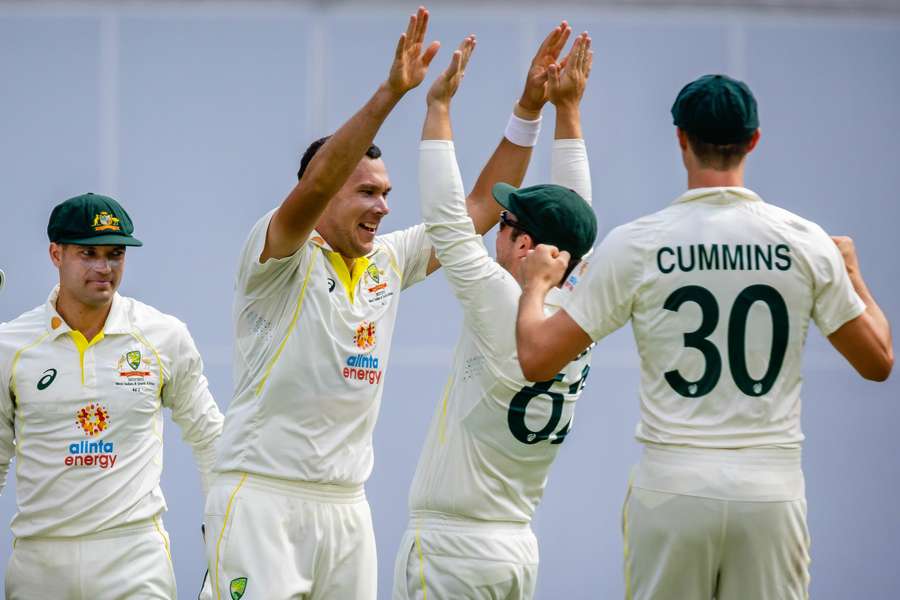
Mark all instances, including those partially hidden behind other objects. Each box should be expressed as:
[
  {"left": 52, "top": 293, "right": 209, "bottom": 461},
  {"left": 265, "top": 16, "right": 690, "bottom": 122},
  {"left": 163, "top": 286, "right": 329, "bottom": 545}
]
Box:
[
  {"left": 671, "top": 74, "right": 759, "bottom": 144},
  {"left": 492, "top": 183, "right": 597, "bottom": 259},
  {"left": 47, "top": 193, "right": 143, "bottom": 246}
]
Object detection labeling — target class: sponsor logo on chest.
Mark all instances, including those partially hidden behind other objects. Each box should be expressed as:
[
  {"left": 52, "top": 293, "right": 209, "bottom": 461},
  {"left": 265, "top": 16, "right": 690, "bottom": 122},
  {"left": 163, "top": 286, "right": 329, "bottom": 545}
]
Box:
[
  {"left": 65, "top": 402, "right": 118, "bottom": 470},
  {"left": 342, "top": 321, "right": 383, "bottom": 385}
]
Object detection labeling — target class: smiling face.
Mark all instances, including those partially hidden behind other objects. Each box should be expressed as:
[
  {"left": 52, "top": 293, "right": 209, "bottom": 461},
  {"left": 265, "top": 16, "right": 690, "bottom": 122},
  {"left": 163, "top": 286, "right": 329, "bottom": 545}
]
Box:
[
  {"left": 50, "top": 243, "right": 125, "bottom": 309},
  {"left": 316, "top": 157, "right": 392, "bottom": 258}
]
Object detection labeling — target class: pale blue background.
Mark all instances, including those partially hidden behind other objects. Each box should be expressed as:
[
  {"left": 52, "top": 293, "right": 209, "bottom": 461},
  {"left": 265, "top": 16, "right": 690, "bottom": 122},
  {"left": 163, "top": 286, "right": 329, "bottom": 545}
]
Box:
[{"left": 0, "top": 2, "right": 898, "bottom": 598}]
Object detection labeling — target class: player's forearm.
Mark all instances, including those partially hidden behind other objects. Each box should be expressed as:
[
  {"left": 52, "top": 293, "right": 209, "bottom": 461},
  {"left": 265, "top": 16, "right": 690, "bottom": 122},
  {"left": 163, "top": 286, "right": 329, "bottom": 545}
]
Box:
[
  {"left": 422, "top": 101, "right": 452, "bottom": 141},
  {"left": 272, "top": 84, "right": 403, "bottom": 237},
  {"left": 554, "top": 103, "right": 582, "bottom": 140},
  {"left": 853, "top": 283, "right": 893, "bottom": 375},
  {"left": 467, "top": 138, "right": 533, "bottom": 235}
]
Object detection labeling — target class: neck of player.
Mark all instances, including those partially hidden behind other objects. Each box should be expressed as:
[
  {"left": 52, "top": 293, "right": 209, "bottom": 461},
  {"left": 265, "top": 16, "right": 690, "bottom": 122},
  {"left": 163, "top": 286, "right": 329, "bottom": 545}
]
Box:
[
  {"left": 687, "top": 163, "right": 746, "bottom": 190},
  {"left": 56, "top": 286, "right": 112, "bottom": 341}
]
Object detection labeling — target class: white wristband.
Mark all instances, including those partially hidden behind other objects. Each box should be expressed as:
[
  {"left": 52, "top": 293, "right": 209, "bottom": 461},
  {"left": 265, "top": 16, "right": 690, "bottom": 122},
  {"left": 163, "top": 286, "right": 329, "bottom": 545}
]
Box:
[{"left": 504, "top": 112, "right": 542, "bottom": 147}]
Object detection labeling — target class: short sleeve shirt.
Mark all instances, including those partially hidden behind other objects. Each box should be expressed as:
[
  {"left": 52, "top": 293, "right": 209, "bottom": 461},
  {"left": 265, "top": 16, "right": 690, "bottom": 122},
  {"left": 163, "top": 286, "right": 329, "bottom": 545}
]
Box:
[{"left": 215, "top": 210, "right": 432, "bottom": 485}]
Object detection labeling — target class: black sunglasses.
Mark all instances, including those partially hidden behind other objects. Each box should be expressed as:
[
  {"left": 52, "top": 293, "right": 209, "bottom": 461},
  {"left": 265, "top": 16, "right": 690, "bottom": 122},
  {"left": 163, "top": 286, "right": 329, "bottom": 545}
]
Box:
[{"left": 499, "top": 210, "right": 539, "bottom": 242}]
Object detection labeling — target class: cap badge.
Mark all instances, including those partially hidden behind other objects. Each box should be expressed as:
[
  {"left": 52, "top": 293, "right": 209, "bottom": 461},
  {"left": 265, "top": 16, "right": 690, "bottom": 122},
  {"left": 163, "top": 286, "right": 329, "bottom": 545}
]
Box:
[{"left": 92, "top": 211, "right": 121, "bottom": 232}]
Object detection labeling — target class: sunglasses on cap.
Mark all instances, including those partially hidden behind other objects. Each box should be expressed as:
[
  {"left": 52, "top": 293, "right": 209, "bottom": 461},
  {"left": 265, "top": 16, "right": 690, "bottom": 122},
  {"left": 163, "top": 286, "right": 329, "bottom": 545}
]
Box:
[{"left": 499, "top": 210, "right": 540, "bottom": 242}]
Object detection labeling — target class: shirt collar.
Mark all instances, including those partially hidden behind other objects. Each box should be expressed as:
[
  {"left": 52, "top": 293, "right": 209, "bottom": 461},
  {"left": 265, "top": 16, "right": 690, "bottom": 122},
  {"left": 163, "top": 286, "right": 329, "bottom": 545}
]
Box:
[
  {"left": 671, "top": 186, "right": 763, "bottom": 206},
  {"left": 308, "top": 230, "right": 334, "bottom": 251},
  {"left": 44, "top": 285, "right": 131, "bottom": 339}
]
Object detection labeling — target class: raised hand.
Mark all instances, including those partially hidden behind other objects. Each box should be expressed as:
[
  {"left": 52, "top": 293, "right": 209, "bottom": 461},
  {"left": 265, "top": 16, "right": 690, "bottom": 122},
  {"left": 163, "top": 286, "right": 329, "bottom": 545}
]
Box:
[
  {"left": 521, "top": 244, "right": 571, "bottom": 292},
  {"left": 426, "top": 35, "right": 476, "bottom": 107},
  {"left": 518, "top": 22, "right": 573, "bottom": 115},
  {"left": 549, "top": 32, "right": 592, "bottom": 109},
  {"left": 387, "top": 6, "right": 441, "bottom": 97}
]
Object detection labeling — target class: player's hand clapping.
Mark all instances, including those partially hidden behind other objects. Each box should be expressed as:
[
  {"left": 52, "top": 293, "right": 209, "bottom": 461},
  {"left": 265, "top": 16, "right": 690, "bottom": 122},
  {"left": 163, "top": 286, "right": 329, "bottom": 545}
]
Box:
[
  {"left": 426, "top": 35, "right": 477, "bottom": 108},
  {"left": 548, "top": 32, "right": 592, "bottom": 109},
  {"left": 386, "top": 6, "right": 441, "bottom": 97},
  {"left": 517, "top": 21, "right": 573, "bottom": 118}
]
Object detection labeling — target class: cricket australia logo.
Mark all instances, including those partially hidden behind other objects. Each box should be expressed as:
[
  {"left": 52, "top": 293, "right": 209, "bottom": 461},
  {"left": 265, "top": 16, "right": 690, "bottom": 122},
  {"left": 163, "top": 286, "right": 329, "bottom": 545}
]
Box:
[
  {"left": 229, "top": 577, "right": 248, "bottom": 599},
  {"left": 91, "top": 211, "right": 121, "bottom": 232},
  {"left": 117, "top": 349, "right": 151, "bottom": 377}
]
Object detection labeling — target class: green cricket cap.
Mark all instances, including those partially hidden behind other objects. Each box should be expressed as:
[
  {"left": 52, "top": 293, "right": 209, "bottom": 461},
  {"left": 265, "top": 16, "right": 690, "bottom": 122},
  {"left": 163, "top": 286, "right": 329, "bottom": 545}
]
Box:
[
  {"left": 492, "top": 183, "right": 597, "bottom": 259},
  {"left": 47, "top": 193, "right": 143, "bottom": 246},
  {"left": 671, "top": 74, "right": 759, "bottom": 144}
]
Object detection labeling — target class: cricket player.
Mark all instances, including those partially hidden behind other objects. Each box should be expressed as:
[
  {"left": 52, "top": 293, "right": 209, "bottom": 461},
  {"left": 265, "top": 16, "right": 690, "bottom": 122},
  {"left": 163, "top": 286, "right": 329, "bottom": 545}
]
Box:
[
  {"left": 204, "top": 9, "right": 569, "bottom": 600},
  {"left": 515, "top": 74, "right": 893, "bottom": 599},
  {"left": 393, "top": 32, "right": 597, "bottom": 599},
  {"left": 0, "top": 193, "right": 224, "bottom": 599}
]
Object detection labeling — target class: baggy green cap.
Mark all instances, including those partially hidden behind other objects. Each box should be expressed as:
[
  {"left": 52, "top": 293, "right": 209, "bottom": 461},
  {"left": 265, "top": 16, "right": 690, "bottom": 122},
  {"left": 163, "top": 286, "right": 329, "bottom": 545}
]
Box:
[
  {"left": 671, "top": 74, "right": 759, "bottom": 144},
  {"left": 47, "top": 193, "right": 143, "bottom": 247},
  {"left": 492, "top": 183, "right": 597, "bottom": 259}
]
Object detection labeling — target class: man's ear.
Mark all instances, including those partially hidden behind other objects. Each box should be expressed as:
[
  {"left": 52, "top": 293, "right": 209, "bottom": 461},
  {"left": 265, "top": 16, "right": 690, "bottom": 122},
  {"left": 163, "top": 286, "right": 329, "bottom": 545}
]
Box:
[{"left": 49, "top": 242, "right": 64, "bottom": 268}]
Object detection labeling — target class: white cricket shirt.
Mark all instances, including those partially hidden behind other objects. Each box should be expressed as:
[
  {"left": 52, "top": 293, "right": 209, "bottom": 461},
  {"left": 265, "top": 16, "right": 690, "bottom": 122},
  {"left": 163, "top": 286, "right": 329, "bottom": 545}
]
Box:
[
  {"left": 408, "top": 140, "right": 594, "bottom": 523},
  {"left": 565, "top": 187, "right": 866, "bottom": 450},
  {"left": 0, "top": 287, "right": 223, "bottom": 538},
  {"left": 214, "top": 211, "right": 432, "bottom": 486}
]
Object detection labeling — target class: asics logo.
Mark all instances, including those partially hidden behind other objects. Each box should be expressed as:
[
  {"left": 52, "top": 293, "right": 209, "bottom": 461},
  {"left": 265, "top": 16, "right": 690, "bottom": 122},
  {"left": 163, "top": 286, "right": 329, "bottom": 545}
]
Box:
[{"left": 37, "top": 368, "right": 57, "bottom": 390}]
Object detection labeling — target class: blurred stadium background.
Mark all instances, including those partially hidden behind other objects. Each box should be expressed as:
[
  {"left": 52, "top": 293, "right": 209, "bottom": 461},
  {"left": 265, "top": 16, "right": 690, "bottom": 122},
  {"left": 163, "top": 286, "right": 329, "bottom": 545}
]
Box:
[{"left": 0, "top": 0, "right": 898, "bottom": 598}]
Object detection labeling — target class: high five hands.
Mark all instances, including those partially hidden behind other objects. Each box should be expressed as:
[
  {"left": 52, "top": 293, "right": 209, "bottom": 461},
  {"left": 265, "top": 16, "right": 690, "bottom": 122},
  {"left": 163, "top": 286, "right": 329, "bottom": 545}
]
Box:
[
  {"left": 549, "top": 32, "right": 593, "bottom": 108},
  {"left": 387, "top": 6, "right": 442, "bottom": 97},
  {"left": 427, "top": 35, "right": 477, "bottom": 107}
]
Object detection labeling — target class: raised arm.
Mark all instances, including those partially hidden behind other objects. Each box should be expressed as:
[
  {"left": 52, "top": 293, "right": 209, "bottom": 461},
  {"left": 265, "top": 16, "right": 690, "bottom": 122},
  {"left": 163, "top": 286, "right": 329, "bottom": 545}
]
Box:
[
  {"left": 263, "top": 7, "right": 440, "bottom": 261},
  {"left": 466, "top": 22, "right": 572, "bottom": 233},
  {"left": 827, "top": 236, "right": 893, "bottom": 381},
  {"left": 423, "top": 22, "right": 573, "bottom": 274},
  {"left": 549, "top": 32, "right": 593, "bottom": 204}
]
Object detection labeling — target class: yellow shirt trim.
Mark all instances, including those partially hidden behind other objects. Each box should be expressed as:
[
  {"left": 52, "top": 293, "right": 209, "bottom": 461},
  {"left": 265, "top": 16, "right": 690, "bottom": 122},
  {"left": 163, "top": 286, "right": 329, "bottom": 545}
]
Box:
[
  {"left": 255, "top": 251, "right": 318, "bottom": 396},
  {"left": 69, "top": 330, "right": 105, "bottom": 385},
  {"left": 323, "top": 249, "right": 369, "bottom": 304}
]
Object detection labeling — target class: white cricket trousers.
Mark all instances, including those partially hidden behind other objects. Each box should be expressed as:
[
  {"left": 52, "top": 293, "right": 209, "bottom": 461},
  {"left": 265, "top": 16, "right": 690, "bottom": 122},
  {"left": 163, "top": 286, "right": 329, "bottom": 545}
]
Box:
[
  {"left": 622, "top": 445, "right": 811, "bottom": 600},
  {"left": 5, "top": 517, "right": 176, "bottom": 600},
  {"left": 392, "top": 511, "right": 539, "bottom": 600},
  {"left": 204, "top": 471, "right": 376, "bottom": 600}
]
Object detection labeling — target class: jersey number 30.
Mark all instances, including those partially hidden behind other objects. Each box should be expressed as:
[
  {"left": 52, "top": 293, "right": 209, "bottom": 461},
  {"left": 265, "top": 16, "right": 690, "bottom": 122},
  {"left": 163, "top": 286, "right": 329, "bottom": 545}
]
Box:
[{"left": 664, "top": 284, "right": 788, "bottom": 398}]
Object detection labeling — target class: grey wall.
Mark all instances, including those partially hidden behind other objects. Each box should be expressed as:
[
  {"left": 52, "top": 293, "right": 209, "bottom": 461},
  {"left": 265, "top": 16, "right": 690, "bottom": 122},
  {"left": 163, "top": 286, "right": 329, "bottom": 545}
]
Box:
[{"left": 0, "top": 3, "right": 898, "bottom": 599}]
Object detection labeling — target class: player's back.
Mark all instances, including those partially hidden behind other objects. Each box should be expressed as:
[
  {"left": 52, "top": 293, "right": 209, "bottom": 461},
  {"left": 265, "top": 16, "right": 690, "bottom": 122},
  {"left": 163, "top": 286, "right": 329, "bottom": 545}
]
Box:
[{"left": 609, "top": 187, "right": 863, "bottom": 450}]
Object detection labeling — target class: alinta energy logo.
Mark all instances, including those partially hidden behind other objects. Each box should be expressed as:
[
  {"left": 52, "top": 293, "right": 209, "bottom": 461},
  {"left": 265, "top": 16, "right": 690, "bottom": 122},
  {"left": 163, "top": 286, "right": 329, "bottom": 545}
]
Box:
[
  {"left": 67, "top": 403, "right": 117, "bottom": 470},
  {"left": 343, "top": 321, "right": 382, "bottom": 385}
]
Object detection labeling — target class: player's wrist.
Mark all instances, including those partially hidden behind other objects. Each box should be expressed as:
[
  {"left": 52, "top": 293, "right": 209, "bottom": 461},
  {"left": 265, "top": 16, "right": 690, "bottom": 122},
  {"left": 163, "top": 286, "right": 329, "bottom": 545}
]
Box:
[
  {"left": 514, "top": 99, "right": 543, "bottom": 121},
  {"left": 506, "top": 106, "right": 543, "bottom": 147}
]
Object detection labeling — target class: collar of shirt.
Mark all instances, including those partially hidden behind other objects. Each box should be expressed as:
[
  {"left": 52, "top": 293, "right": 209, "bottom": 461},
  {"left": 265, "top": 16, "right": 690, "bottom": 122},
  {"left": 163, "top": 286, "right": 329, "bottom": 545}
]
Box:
[
  {"left": 671, "top": 186, "right": 763, "bottom": 206},
  {"left": 43, "top": 285, "right": 131, "bottom": 339}
]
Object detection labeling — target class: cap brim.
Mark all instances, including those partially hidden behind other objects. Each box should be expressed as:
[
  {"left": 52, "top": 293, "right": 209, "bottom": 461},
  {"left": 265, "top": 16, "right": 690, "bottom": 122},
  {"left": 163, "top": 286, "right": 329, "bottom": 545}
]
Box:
[
  {"left": 491, "top": 182, "right": 518, "bottom": 210},
  {"left": 57, "top": 234, "right": 143, "bottom": 247}
]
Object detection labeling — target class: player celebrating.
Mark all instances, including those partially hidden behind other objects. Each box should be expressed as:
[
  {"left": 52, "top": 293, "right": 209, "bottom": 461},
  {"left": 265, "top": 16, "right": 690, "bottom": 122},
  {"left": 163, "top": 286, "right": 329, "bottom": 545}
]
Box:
[
  {"left": 204, "top": 9, "right": 565, "bottom": 600},
  {"left": 515, "top": 74, "right": 893, "bottom": 599},
  {"left": 0, "top": 193, "right": 224, "bottom": 599},
  {"left": 393, "top": 32, "right": 596, "bottom": 599}
]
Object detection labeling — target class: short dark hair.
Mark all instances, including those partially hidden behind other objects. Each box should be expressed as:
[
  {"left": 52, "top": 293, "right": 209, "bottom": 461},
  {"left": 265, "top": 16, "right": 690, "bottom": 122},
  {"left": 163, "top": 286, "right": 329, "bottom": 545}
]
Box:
[
  {"left": 297, "top": 136, "right": 383, "bottom": 181},
  {"left": 685, "top": 131, "right": 754, "bottom": 171}
]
